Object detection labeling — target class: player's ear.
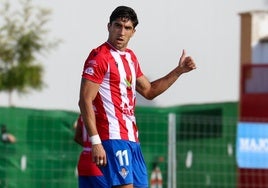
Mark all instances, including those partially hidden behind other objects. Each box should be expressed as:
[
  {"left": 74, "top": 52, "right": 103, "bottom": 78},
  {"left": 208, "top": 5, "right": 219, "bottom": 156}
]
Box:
[
  {"left": 107, "top": 23, "right": 111, "bottom": 31},
  {"left": 131, "top": 28, "right": 136, "bottom": 37}
]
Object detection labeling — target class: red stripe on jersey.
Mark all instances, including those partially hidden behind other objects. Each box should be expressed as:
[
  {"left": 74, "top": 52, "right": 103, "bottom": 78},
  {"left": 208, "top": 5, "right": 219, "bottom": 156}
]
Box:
[{"left": 82, "top": 42, "right": 143, "bottom": 142}]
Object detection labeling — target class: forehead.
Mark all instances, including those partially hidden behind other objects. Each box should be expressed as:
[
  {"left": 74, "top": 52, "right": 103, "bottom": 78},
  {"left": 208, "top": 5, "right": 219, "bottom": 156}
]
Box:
[{"left": 112, "top": 18, "right": 134, "bottom": 27}]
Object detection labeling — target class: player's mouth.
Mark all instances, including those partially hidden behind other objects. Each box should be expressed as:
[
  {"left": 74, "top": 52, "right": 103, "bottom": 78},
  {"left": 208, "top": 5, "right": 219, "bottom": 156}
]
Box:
[{"left": 117, "top": 37, "right": 124, "bottom": 42}]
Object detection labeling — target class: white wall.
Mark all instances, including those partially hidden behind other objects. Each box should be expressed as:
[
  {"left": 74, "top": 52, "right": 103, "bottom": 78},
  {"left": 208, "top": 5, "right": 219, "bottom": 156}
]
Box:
[{"left": 1, "top": 0, "right": 268, "bottom": 111}]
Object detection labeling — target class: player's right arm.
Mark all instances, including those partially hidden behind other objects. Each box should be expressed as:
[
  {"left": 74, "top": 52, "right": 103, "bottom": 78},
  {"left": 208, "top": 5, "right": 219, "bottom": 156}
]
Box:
[
  {"left": 79, "top": 78, "right": 99, "bottom": 136},
  {"left": 78, "top": 78, "right": 107, "bottom": 166}
]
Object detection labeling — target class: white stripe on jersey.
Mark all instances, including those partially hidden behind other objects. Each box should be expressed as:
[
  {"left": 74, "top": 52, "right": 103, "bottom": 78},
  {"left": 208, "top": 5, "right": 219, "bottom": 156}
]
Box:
[{"left": 99, "top": 60, "right": 121, "bottom": 140}]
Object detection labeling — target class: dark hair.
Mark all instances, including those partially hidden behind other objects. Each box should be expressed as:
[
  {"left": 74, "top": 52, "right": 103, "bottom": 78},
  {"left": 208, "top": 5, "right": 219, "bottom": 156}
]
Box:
[{"left": 109, "top": 6, "right": 139, "bottom": 28}]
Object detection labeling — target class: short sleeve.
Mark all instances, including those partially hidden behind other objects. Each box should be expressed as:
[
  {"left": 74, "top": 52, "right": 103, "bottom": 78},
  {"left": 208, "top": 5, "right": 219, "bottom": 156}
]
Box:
[{"left": 82, "top": 49, "right": 108, "bottom": 84}]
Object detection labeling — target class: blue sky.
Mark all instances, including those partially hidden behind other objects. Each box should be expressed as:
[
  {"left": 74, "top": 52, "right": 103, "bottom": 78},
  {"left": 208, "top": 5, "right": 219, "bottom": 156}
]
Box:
[{"left": 1, "top": 0, "right": 268, "bottom": 112}]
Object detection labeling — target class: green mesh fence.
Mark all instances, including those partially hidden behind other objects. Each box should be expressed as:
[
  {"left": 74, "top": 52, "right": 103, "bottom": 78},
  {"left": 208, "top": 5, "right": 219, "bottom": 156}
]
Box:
[
  {"left": 0, "top": 107, "right": 79, "bottom": 188},
  {"left": 0, "top": 102, "right": 238, "bottom": 188}
]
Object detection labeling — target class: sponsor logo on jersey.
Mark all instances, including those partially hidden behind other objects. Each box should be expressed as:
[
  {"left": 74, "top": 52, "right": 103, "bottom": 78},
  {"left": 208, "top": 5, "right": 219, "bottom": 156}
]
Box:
[
  {"left": 88, "top": 60, "right": 97, "bottom": 66},
  {"left": 84, "top": 60, "right": 97, "bottom": 75},
  {"left": 124, "top": 75, "right": 132, "bottom": 89},
  {"left": 85, "top": 67, "right": 94, "bottom": 75}
]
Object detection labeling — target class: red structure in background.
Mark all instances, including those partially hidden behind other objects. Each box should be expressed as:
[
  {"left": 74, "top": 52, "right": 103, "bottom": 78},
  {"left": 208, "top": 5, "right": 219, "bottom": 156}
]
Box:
[
  {"left": 238, "top": 10, "right": 268, "bottom": 188},
  {"left": 240, "top": 64, "right": 268, "bottom": 121},
  {"left": 239, "top": 169, "right": 268, "bottom": 188},
  {"left": 238, "top": 64, "right": 268, "bottom": 188}
]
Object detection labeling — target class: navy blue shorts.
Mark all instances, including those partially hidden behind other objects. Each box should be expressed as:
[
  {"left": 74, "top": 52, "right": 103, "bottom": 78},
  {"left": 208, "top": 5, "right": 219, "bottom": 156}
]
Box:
[
  {"left": 101, "top": 140, "right": 148, "bottom": 188},
  {"left": 78, "top": 175, "right": 107, "bottom": 188}
]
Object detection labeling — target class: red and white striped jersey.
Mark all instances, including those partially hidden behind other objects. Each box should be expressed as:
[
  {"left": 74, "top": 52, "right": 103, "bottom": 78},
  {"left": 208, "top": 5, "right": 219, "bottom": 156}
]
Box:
[{"left": 82, "top": 42, "right": 143, "bottom": 142}]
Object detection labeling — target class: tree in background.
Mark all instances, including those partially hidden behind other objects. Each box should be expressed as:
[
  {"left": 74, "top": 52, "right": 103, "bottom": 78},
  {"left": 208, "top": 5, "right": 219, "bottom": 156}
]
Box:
[{"left": 0, "top": 0, "right": 59, "bottom": 105}]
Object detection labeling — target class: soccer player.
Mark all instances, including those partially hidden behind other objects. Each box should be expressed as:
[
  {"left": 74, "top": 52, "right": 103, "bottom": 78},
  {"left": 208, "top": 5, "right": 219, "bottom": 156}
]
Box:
[
  {"left": 74, "top": 115, "right": 107, "bottom": 188},
  {"left": 78, "top": 5, "right": 196, "bottom": 188}
]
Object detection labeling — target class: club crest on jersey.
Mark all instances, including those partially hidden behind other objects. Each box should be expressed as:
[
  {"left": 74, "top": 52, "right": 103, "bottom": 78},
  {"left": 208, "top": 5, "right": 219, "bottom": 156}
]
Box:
[{"left": 119, "top": 167, "right": 129, "bottom": 179}]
